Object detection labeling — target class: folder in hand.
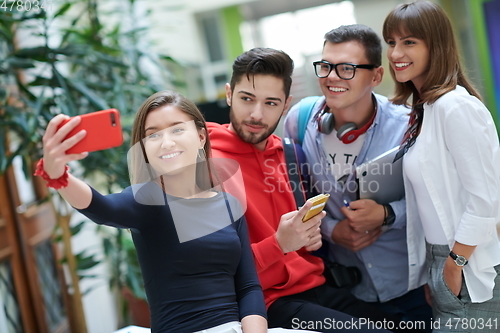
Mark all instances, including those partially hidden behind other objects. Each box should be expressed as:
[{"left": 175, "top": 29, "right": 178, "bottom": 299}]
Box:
[{"left": 353, "top": 146, "right": 405, "bottom": 204}]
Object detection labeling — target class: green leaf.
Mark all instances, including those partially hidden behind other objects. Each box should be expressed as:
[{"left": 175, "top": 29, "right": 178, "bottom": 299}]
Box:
[
  {"left": 79, "top": 274, "right": 101, "bottom": 280},
  {"left": 14, "top": 47, "right": 49, "bottom": 61},
  {"left": 14, "top": 78, "right": 37, "bottom": 100},
  {"left": 70, "top": 221, "right": 87, "bottom": 236},
  {"left": 0, "top": 25, "right": 13, "bottom": 40},
  {"left": 0, "top": 14, "right": 19, "bottom": 24},
  {"left": 28, "top": 76, "right": 56, "bottom": 87},
  {"left": 55, "top": 96, "right": 72, "bottom": 117},
  {"left": 75, "top": 251, "right": 101, "bottom": 271},
  {"left": 53, "top": 3, "right": 72, "bottom": 18},
  {"left": 171, "top": 80, "right": 187, "bottom": 88},
  {"left": 126, "top": 264, "right": 146, "bottom": 300},
  {"left": 93, "top": 53, "right": 128, "bottom": 68},
  {"left": 9, "top": 109, "right": 31, "bottom": 133},
  {"left": 122, "top": 26, "right": 148, "bottom": 37},
  {"left": 0, "top": 142, "right": 28, "bottom": 176},
  {"left": 0, "top": 134, "right": 7, "bottom": 175},
  {"left": 6, "top": 57, "right": 36, "bottom": 69},
  {"left": 21, "top": 10, "right": 46, "bottom": 21},
  {"left": 112, "top": 71, "right": 127, "bottom": 113},
  {"left": 102, "top": 237, "right": 114, "bottom": 257},
  {"left": 68, "top": 80, "right": 110, "bottom": 110},
  {"left": 82, "top": 283, "right": 107, "bottom": 296},
  {"left": 59, "top": 7, "right": 87, "bottom": 45},
  {"left": 31, "top": 87, "right": 46, "bottom": 117},
  {"left": 52, "top": 66, "right": 77, "bottom": 115},
  {"left": 159, "top": 55, "right": 180, "bottom": 64},
  {"left": 81, "top": 80, "right": 113, "bottom": 91},
  {"left": 55, "top": 44, "right": 89, "bottom": 56},
  {"left": 0, "top": 87, "right": 7, "bottom": 100},
  {"left": 21, "top": 155, "right": 31, "bottom": 181}
]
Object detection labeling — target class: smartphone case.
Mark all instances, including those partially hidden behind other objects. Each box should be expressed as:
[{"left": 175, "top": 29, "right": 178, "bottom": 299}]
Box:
[
  {"left": 302, "top": 193, "right": 330, "bottom": 222},
  {"left": 58, "top": 109, "right": 123, "bottom": 154}
]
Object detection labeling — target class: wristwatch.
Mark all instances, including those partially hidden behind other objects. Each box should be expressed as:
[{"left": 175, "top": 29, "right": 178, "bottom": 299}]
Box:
[
  {"left": 449, "top": 251, "right": 468, "bottom": 266},
  {"left": 381, "top": 204, "right": 395, "bottom": 226}
]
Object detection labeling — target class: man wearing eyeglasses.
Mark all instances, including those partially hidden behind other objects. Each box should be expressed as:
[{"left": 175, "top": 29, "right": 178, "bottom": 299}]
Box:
[{"left": 284, "top": 24, "right": 432, "bottom": 329}]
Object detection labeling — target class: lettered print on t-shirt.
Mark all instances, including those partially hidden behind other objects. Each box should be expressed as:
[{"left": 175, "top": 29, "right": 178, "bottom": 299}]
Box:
[{"left": 321, "top": 130, "right": 366, "bottom": 181}]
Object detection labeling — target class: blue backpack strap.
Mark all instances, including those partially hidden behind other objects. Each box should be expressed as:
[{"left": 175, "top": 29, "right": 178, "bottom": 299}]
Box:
[
  {"left": 297, "top": 96, "right": 321, "bottom": 145},
  {"left": 283, "top": 137, "right": 307, "bottom": 207}
]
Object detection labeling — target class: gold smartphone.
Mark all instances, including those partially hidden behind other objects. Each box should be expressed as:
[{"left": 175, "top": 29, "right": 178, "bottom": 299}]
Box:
[{"left": 302, "top": 193, "right": 330, "bottom": 222}]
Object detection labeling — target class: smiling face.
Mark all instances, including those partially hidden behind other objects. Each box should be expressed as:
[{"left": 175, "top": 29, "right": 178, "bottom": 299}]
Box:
[
  {"left": 386, "top": 33, "right": 430, "bottom": 93},
  {"left": 320, "top": 41, "right": 382, "bottom": 117},
  {"left": 226, "top": 74, "right": 292, "bottom": 150},
  {"left": 143, "top": 105, "right": 206, "bottom": 177}
]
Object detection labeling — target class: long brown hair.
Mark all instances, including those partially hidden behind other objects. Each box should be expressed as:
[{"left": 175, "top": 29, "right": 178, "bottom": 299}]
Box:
[
  {"left": 382, "top": 0, "right": 481, "bottom": 106},
  {"left": 129, "top": 91, "right": 213, "bottom": 188}
]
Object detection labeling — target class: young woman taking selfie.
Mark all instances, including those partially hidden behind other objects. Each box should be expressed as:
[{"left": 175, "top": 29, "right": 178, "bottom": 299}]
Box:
[{"left": 36, "top": 90, "right": 317, "bottom": 333}]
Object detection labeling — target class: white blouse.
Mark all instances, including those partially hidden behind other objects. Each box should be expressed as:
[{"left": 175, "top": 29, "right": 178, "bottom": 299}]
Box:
[
  {"left": 404, "top": 139, "right": 448, "bottom": 245},
  {"left": 404, "top": 86, "right": 500, "bottom": 302}
]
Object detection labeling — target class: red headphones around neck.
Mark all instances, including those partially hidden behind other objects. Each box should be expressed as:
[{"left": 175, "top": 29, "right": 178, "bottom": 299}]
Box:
[{"left": 317, "top": 97, "right": 377, "bottom": 144}]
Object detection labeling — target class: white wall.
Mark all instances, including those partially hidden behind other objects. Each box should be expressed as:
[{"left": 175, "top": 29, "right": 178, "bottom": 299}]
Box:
[
  {"left": 72, "top": 217, "right": 119, "bottom": 333},
  {"left": 353, "top": 0, "right": 406, "bottom": 98},
  {"left": 144, "top": 0, "right": 256, "bottom": 64}
]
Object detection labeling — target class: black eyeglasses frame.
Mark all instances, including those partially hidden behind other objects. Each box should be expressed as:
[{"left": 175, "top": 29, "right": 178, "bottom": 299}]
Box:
[{"left": 313, "top": 60, "right": 376, "bottom": 80}]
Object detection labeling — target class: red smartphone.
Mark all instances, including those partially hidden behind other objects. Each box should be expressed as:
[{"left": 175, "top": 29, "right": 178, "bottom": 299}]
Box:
[{"left": 58, "top": 108, "right": 124, "bottom": 154}]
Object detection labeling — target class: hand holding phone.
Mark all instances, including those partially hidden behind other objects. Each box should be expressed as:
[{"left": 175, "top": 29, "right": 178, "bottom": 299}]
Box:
[
  {"left": 57, "top": 109, "right": 123, "bottom": 154},
  {"left": 302, "top": 193, "right": 330, "bottom": 222}
]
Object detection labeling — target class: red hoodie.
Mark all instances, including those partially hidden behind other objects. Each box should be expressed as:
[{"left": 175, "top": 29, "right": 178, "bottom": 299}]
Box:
[{"left": 207, "top": 123, "right": 325, "bottom": 308}]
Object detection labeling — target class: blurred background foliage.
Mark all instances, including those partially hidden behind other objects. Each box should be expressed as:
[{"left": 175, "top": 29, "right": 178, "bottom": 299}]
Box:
[
  {"left": 0, "top": 0, "right": 177, "bottom": 187},
  {"left": 1, "top": 0, "right": 179, "bottom": 324}
]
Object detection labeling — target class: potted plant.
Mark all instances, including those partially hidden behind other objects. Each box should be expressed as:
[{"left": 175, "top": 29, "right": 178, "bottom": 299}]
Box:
[{"left": 97, "top": 226, "right": 150, "bottom": 327}]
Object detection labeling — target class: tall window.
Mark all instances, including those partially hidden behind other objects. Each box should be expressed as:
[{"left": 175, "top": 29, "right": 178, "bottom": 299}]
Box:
[
  {"left": 198, "top": 11, "right": 229, "bottom": 100},
  {"left": 240, "top": 2, "right": 356, "bottom": 68}
]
